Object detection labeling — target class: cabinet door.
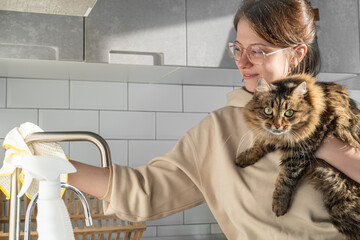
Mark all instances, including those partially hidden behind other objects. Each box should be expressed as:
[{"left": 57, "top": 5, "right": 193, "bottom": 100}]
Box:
[
  {"left": 311, "top": 0, "right": 360, "bottom": 73},
  {"left": 0, "top": 11, "right": 83, "bottom": 61},
  {"left": 85, "top": 0, "right": 186, "bottom": 66},
  {"left": 187, "top": 0, "right": 239, "bottom": 69}
]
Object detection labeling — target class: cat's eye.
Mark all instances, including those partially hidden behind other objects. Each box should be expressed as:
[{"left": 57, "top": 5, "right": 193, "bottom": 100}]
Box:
[
  {"left": 264, "top": 108, "right": 273, "bottom": 115},
  {"left": 285, "top": 109, "right": 294, "bottom": 117}
]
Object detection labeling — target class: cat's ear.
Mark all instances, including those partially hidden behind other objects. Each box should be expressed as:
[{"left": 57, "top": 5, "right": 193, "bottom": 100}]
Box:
[
  {"left": 255, "top": 78, "right": 272, "bottom": 94},
  {"left": 293, "top": 81, "right": 307, "bottom": 98}
]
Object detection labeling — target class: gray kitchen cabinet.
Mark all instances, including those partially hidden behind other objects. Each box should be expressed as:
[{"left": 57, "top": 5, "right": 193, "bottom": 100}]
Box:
[
  {"left": 311, "top": 0, "right": 360, "bottom": 73},
  {"left": 85, "top": 0, "right": 186, "bottom": 66},
  {"left": 186, "top": 0, "right": 239, "bottom": 69},
  {"left": 85, "top": 0, "right": 239, "bottom": 68},
  {"left": 0, "top": 0, "right": 359, "bottom": 73},
  {"left": 0, "top": 10, "right": 83, "bottom": 61}
]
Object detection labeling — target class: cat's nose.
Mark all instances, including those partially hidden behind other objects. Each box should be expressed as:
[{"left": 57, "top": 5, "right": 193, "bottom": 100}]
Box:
[{"left": 275, "top": 124, "right": 281, "bottom": 129}]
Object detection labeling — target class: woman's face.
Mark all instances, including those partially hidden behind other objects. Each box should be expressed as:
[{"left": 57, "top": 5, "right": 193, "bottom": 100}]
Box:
[{"left": 235, "top": 19, "right": 291, "bottom": 92}]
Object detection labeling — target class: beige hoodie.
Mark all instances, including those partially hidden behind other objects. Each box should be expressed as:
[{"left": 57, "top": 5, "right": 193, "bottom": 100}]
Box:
[{"left": 102, "top": 88, "right": 341, "bottom": 240}]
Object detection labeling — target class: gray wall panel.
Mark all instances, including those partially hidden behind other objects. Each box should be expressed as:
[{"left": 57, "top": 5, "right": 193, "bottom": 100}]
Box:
[
  {"left": 85, "top": 0, "right": 186, "bottom": 65},
  {"left": 187, "top": 0, "right": 239, "bottom": 69},
  {"left": 312, "top": 0, "right": 360, "bottom": 73},
  {"left": 0, "top": 10, "right": 83, "bottom": 61}
]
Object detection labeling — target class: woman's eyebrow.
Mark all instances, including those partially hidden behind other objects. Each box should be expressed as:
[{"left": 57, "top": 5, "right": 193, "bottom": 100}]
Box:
[{"left": 235, "top": 40, "right": 269, "bottom": 47}]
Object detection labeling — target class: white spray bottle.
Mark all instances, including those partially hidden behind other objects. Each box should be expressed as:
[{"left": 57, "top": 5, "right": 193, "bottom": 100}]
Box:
[{"left": 10, "top": 155, "right": 77, "bottom": 240}]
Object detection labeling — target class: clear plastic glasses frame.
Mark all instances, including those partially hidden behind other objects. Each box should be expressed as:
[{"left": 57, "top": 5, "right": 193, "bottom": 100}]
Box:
[{"left": 226, "top": 42, "right": 292, "bottom": 65}]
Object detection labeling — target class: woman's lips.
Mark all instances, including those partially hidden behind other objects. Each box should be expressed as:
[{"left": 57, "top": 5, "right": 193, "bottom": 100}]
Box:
[{"left": 242, "top": 74, "right": 259, "bottom": 80}]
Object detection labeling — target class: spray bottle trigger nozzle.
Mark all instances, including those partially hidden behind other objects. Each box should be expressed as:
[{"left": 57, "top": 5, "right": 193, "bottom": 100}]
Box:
[{"left": 17, "top": 171, "right": 33, "bottom": 198}]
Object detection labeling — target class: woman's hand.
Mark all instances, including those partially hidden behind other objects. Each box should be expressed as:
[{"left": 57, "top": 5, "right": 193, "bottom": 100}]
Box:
[
  {"left": 316, "top": 134, "right": 360, "bottom": 183},
  {"left": 4, "top": 144, "right": 110, "bottom": 199}
]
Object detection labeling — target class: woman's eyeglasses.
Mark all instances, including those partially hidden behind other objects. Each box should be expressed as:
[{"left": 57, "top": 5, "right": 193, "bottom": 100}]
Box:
[{"left": 226, "top": 42, "right": 292, "bottom": 65}]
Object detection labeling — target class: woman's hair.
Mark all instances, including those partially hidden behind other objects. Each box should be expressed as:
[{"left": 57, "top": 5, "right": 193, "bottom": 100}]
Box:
[{"left": 233, "top": 0, "right": 321, "bottom": 77}]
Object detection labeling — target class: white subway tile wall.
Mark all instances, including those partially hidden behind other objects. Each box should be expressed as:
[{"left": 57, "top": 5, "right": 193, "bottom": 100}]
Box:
[
  {"left": 39, "top": 109, "right": 99, "bottom": 132},
  {"left": 157, "top": 112, "right": 208, "bottom": 139},
  {"left": 129, "top": 83, "right": 182, "bottom": 112},
  {"left": 147, "top": 212, "right": 184, "bottom": 226},
  {"left": 349, "top": 90, "right": 360, "bottom": 107},
  {"left": 106, "top": 140, "right": 128, "bottom": 166},
  {"left": 69, "top": 142, "right": 102, "bottom": 167},
  {"left": 157, "top": 224, "right": 211, "bottom": 237},
  {"left": 0, "top": 109, "right": 38, "bottom": 138},
  {"left": 70, "top": 81, "right": 127, "bottom": 110},
  {"left": 142, "top": 226, "right": 157, "bottom": 238},
  {"left": 0, "top": 139, "right": 4, "bottom": 157},
  {"left": 0, "top": 77, "right": 236, "bottom": 238},
  {"left": 100, "top": 111, "right": 156, "bottom": 139},
  {"left": 183, "top": 85, "right": 233, "bottom": 112},
  {"left": 211, "top": 224, "right": 223, "bottom": 234},
  {"left": 184, "top": 204, "right": 217, "bottom": 224},
  {"left": 7, "top": 78, "right": 69, "bottom": 109},
  {"left": 129, "top": 140, "right": 177, "bottom": 167}
]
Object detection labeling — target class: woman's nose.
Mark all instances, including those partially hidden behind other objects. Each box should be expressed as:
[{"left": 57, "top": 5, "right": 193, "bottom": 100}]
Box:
[{"left": 236, "top": 52, "right": 252, "bottom": 68}]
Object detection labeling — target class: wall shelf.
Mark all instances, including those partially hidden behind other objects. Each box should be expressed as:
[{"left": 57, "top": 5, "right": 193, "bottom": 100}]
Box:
[
  {"left": 0, "top": 58, "right": 242, "bottom": 87},
  {"left": 0, "top": 58, "right": 358, "bottom": 88}
]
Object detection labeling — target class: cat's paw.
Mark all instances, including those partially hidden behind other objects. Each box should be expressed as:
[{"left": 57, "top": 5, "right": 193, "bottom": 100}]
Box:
[
  {"left": 235, "top": 159, "right": 250, "bottom": 168},
  {"left": 272, "top": 199, "right": 289, "bottom": 217},
  {"left": 235, "top": 156, "right": 251, "bottom": 168},
  {"left": 235, "top": 152, "right": 254, "bottom": 168}
]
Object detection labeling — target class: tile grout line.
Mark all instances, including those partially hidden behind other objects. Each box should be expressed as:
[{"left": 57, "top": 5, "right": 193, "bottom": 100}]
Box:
[
  {"left": 155, "top": 112, "right": 158, "bottom": 140},
  {"left": 98, "top": 110, "right": 101, "bottom": 134},
  {"left": 5, "top": 78, "right": 7, "bottom": 108},
  {"left": 182, "top": 84, "right": 184, "bottom": 113},
  {"left": 83, "top": 17, "right": 86, "bottom": 61},
  {"left": 127, "top": 82, "right": 130, "bottom": 111},
  {"left": 37, "top": 108, "right": 40, "bottom": 126},
  {"left": 68, "top": 77, "right": 71, "bottom": 110},
  {"left": 127, "top": 140, "right": 130, "bottom": 167}
]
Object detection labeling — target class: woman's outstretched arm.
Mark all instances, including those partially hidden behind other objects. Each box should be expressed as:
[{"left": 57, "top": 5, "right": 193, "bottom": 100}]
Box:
[
  {"left": 68, "top": 160, "right": 111, "bottom": 199},
  {"left": 316, "top": 135, "right": 360, "bottom": 183}
]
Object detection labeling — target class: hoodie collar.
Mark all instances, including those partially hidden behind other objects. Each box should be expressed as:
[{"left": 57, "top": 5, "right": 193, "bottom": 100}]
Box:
[{"left": 226, "top": 88, "right": 253, "bottom": 108}]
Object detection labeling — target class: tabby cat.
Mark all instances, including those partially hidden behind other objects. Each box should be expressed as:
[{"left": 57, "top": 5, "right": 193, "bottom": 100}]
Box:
[{"left": 235, "top": 74, "right": 360, "bottom": 239}]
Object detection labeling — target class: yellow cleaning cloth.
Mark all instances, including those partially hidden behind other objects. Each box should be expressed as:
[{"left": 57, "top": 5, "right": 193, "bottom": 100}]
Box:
[{"left": 0, "top": 122, "right": 68, "bottom": 199}]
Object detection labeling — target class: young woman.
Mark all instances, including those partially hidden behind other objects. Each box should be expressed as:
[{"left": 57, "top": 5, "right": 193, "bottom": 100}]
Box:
[{"left": 68, "top": 0, "right": 360, "bottom": 239}]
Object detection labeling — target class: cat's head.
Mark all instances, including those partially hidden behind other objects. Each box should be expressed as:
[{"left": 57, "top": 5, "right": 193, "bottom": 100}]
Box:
[{"left": 244, "top": 75, "right": 316, "bottom": 140}]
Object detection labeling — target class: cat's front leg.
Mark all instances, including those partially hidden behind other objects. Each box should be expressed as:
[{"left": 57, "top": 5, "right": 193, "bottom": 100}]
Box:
[
  {"left": 235, "top": 141, "right": 274, "bottom": 168},
  {"left": 272, "top": 158, "right": 309, "bottom": 216}
]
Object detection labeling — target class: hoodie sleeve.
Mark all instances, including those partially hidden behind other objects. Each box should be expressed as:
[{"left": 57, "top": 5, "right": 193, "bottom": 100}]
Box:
[{"left": 101, "top": 132, "right": 205, "bottom": 222}]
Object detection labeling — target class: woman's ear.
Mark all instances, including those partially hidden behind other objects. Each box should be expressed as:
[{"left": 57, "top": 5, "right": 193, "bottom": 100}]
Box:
[{"left": 291, "top": 44, "right": 307, "bottom": 68}]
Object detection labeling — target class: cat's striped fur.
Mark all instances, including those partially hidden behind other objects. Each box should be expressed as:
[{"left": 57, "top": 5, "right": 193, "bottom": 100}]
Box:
[{"left": 236, "top": 74, "right": 360, "bottom": 239}]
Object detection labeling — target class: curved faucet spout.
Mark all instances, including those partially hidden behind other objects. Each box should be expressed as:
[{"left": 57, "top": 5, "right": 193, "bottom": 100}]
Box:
[
  {"left": 23, "top": 183, "right": 93, "bottom": 240},
  {"left": 24, "top": 193, "right": 38, "bottom": 240},
  {"left": 61, "top": 182, "right": 93, "bottom": 227}
]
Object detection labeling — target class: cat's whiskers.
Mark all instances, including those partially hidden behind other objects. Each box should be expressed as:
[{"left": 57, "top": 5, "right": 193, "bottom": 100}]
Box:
[
  {"left": 222, "top": 134, "right": 233, "bottom": 147},
  {"left": 237, "top": 129, "right": 264, "bottom": 162},
  {"left": 235, "top": 128, "right": 258, "bottom": 158},
  {"left": 244, "top": 131, "right": 264, "bottom": 161}
]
